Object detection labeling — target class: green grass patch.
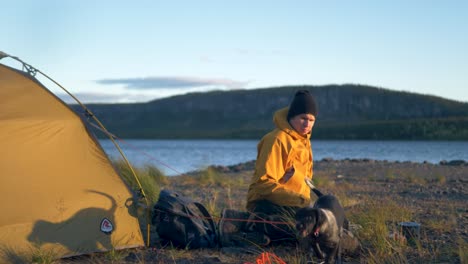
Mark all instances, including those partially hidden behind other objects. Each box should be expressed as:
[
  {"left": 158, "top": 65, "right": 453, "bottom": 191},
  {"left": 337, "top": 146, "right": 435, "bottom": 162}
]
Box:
[
  {"left": 113, "top": 159, "right": 167, "bottom": 205},
  {"left": 403, "top": 173, "right": 427, "bottom": 185},
  {"left": 348, "top": 198, "right": 413, "bottom": 261},
  {"left": 29, "top": 245, "right": 59, "bottom": 264},
  {"left": 433, "top": 174, "right": 447, "bottom": 184},
  {"left": 312, "top": 174, "right": 335, "bottom": 188},
  {"left": 197, "top": 166, "right": 225, "bottom": 186}
]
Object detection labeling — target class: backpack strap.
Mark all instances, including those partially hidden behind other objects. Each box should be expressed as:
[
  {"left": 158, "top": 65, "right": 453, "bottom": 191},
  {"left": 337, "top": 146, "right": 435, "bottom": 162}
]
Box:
[{"left": 194, "top": 202, "right": 218, "bottom": 247}]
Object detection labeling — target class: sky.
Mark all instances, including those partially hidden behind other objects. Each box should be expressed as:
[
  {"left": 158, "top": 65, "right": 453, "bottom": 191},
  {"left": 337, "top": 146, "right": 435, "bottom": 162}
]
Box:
[{"left": 1, "top": 1, "right": 467, "bottom": 103}]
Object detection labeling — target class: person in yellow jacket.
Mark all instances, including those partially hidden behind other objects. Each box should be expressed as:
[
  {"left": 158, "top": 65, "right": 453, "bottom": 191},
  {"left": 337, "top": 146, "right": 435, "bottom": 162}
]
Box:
[
  {"left": 244, "top": 90, "right": 317, "bottom": 243},
  {"left": 220, "top": 90, "right": 360, "bottom": 253},
  {"left": 218, "top": 90, "right": 318, "bottom": 247}
]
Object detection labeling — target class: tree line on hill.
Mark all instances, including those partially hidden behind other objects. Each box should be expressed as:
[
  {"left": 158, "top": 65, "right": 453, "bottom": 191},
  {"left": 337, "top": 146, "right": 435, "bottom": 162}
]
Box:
[{"left": 71, "top": 84, "right": 468, "bottom": 140}]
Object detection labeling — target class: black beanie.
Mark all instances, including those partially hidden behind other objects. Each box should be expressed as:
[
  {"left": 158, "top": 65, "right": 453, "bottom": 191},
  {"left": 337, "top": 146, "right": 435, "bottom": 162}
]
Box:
[{"left": 287, "top": 90, "right": 317, "bottom": 120}]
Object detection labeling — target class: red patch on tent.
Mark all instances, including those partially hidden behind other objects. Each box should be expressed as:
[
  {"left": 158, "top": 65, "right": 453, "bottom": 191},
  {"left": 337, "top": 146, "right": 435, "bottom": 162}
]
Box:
[{"left": 100, "top": 218, "right": 114, "bottom": 234}]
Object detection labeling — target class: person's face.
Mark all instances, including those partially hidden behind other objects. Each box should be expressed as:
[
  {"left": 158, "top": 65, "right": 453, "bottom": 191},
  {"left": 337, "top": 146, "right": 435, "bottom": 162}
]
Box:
[{"left": 289, "top": 113, "right": 316, "bottom": 136}]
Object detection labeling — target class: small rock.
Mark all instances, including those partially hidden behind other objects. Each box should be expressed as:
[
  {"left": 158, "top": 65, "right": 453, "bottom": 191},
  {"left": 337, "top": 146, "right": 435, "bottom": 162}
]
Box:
[{"left": 447, "top": 160, "right": 467, "bottom": 166}]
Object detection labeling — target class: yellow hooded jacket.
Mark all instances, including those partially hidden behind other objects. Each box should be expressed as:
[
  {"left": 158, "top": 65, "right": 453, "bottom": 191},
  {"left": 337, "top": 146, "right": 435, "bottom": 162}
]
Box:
[{"left": 246, "top": 107, "right": 313, "bottom": 211}]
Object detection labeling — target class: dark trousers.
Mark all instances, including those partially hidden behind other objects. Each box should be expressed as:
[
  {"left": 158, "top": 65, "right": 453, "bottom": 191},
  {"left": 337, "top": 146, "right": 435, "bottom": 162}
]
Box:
[{"left": 247, "top": 200, "right": 300, "bottom": 242}]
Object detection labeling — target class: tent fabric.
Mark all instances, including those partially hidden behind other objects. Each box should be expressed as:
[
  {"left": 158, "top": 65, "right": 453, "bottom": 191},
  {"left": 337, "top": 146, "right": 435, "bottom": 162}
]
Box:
[{"left": 0, "top": 64, "right": 144, "bottom": 261}]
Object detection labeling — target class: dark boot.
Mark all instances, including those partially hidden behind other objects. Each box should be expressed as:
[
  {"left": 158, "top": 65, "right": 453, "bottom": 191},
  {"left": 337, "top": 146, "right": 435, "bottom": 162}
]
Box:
[{"left": 218, "top": 209, "right": 270, "bottom": 247}]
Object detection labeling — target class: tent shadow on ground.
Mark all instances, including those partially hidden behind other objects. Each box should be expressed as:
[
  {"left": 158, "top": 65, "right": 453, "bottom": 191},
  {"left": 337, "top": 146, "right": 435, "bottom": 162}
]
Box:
[{"left": 27, "top": 190, "right": 118, "bottom": 252}]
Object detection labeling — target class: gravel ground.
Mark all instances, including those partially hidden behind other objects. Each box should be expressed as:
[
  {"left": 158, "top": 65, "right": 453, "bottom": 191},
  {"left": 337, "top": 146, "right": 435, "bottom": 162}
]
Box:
[
  {"left": 166, "top": 159, "right": 467, "bottom": 263},
  {"left": 63, "top": 159, "right": 468, "bottom": 263}
]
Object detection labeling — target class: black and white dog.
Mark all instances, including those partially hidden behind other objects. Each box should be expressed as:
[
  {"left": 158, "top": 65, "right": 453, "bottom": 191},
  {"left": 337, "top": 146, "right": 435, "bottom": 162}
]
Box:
[{"left": 295, "top": 179, "right": 347, "bottom": 264}]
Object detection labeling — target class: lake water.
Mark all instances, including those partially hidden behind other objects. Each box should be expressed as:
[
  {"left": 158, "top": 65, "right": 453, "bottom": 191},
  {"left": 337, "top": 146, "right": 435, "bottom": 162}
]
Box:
[{"left": 99, "top": 139, "right": 468, "bottom": 176}]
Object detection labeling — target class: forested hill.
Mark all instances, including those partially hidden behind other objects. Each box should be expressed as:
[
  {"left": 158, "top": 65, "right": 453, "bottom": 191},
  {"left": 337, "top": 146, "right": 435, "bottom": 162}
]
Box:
[{"left": 71, "top": 84, "right": 468, "bottom": 140}]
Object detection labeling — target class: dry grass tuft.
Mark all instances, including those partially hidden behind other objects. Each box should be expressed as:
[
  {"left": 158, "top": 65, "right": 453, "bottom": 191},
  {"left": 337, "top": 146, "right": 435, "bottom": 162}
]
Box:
[
  {"left": 113, "top": 159, "right": 167, "bottom": 205},
  {"left": 30, "top": 245, "right": 60, "bottom": 264},
  {"left": 347, "top": 198, "right": 413, "bottom": 262}
]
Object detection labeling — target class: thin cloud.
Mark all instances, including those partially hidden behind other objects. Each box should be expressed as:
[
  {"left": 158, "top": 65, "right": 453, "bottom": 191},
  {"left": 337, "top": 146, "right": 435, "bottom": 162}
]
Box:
[
  {"left": 58, "top": 92, "right": 150, "bottom": 104},
  {"left": 96, "top": 76, "right": 248, "bottom": 90}
]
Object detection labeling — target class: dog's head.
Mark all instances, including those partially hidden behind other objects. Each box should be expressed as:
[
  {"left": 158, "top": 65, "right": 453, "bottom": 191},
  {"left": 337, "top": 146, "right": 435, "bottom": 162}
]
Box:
[{"left": 295, "top": 207, "right": 324, "bottom": 238}]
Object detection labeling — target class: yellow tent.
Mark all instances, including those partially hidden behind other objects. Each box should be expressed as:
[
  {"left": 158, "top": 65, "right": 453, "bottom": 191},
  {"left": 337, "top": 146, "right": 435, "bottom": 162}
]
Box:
[{"left": 0, "top": 54, "right": 144, "bottom": 262}]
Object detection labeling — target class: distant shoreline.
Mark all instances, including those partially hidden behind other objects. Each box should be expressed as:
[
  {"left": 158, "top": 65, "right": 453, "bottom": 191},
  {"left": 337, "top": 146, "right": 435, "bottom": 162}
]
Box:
[
  {"left": 102, "top": 139, "right": 468, "bottom": 176},
  {"left": 198, "top": 158, "right": 468, "bottom": 175}
]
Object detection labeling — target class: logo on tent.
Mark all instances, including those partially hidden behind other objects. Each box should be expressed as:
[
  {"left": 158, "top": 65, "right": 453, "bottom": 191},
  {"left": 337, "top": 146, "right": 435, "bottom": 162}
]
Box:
[{"left": 100, "top": 218, "right": 114, "bottom": 234}]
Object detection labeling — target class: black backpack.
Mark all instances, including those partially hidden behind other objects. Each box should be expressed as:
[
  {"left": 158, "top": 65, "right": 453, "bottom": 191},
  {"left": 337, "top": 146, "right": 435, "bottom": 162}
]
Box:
[{"left": 152, "top": 189, "right": 218, "bottom": 249}]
